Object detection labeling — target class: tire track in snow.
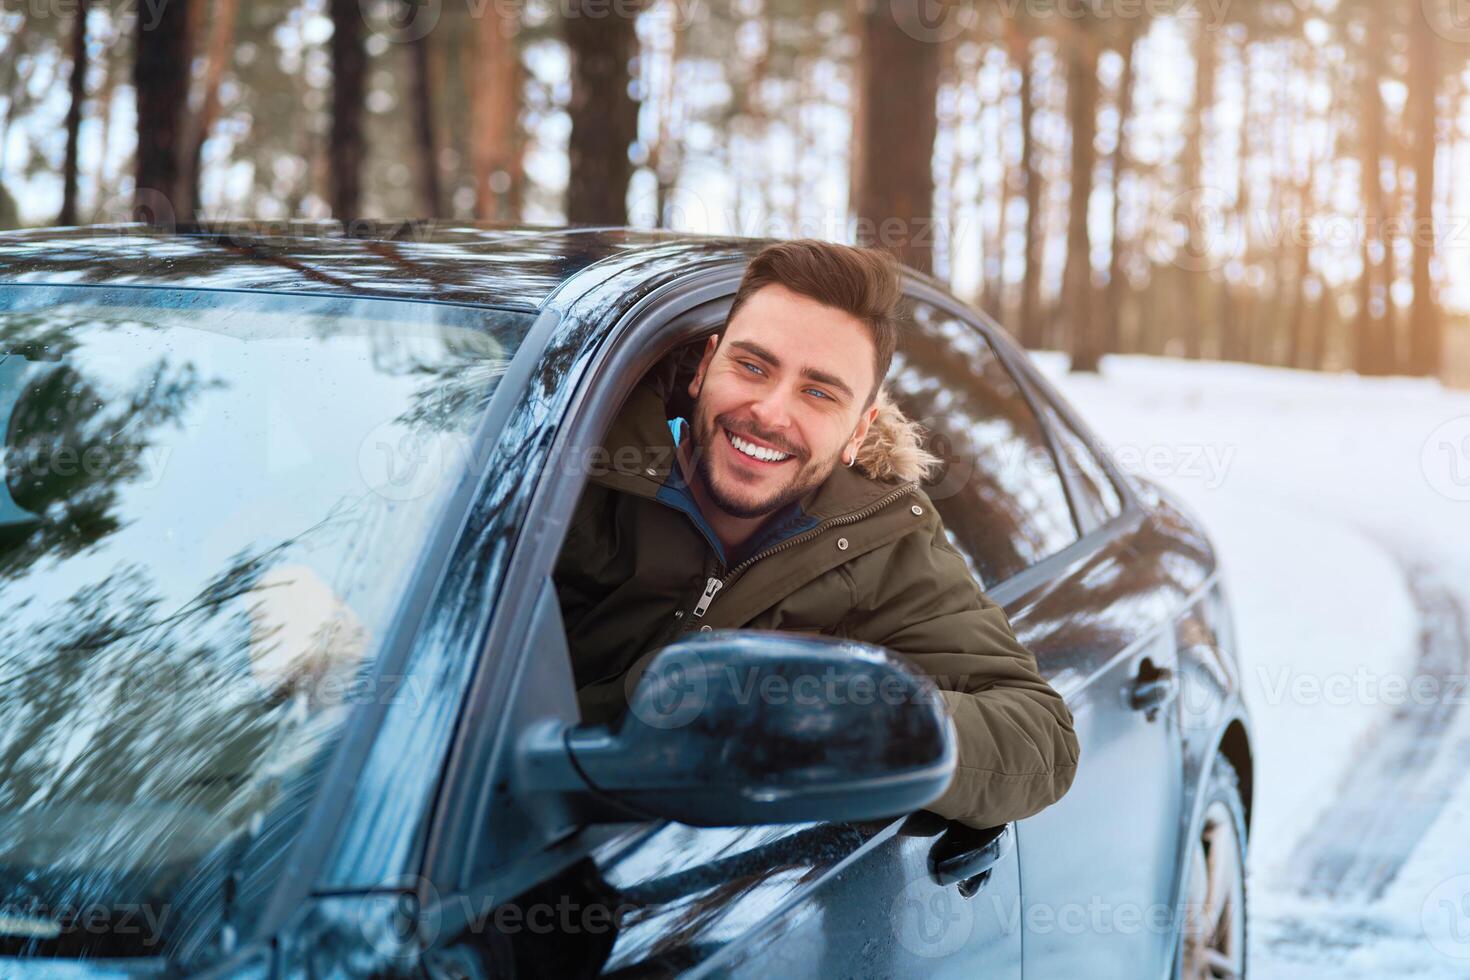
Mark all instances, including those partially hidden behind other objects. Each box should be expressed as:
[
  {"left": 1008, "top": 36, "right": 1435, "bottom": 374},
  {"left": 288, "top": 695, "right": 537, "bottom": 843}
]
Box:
[
  {"left": 1254, "top": 556, "right": 1470, "bottom": 976},
  {"left": 1281, "top": 560, "right": 1470, "bottom": 902}
]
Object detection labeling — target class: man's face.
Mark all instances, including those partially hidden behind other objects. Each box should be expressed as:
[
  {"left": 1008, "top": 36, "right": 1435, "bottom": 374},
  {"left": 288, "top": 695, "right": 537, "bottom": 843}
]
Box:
[{"left": 686, "top": 284, "right": 880, "bottom": 519}]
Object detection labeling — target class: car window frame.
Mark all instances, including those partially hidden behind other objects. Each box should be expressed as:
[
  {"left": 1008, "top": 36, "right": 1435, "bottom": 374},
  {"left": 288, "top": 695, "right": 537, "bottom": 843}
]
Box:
[
  {"left": 1017, "top": 369, "right": 1127, "bottom": 533},
  {"left": 897, "top": 277, "right": 1147, "bottom": 609},
  {"left": 423, "top": 265, "right": 746, "bottom": 901},
  {"left": 894, "top": 287, "right": 1087, "bottom": 578},
  {"left": 421, "top": 263, "right": 1151, "bottom": 919}
]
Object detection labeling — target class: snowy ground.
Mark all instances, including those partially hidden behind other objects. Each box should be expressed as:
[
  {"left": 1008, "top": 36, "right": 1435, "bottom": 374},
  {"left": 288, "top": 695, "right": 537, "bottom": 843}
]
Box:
[{"left": 1035, "top": 352, "right": 1470, "bottom": 977}]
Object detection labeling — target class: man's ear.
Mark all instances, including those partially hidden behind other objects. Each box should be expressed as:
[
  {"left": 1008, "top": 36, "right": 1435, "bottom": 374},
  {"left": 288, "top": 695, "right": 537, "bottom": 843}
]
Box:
[
  {"left": 847, "top": 402, "right": 881, "bottom": 461},
  {"left": 688, "top": 334, "right": 720, "bottom": 399}
]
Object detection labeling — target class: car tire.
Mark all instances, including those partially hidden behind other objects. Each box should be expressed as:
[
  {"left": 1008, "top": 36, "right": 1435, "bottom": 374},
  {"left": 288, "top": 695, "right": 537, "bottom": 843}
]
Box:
[{"left": 1174, "top": 752, "right": 1248, "bottom": 980}]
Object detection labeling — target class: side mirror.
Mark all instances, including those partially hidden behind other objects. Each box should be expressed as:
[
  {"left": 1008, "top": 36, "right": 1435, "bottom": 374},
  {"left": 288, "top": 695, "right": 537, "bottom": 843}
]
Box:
[{"left": 519, "top": 630, "right": 957, "bottom": 826}]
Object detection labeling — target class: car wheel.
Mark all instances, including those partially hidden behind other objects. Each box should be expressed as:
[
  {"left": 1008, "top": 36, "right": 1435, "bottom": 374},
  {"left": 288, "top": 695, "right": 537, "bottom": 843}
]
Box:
[{"left": 1177, "top": 753, "right": 1248, "bottom": 980}]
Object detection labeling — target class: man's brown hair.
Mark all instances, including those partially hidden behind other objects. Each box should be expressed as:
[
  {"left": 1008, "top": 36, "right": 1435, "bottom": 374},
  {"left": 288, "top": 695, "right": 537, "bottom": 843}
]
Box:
[{"left": 723, "top": 239, "right": 903, "bottom": 405}]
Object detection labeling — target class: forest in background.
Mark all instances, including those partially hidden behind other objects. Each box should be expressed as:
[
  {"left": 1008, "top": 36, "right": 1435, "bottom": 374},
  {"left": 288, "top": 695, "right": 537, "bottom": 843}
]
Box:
[{"left": 2, "top": 0, "right": 1469, "bottom": 381}]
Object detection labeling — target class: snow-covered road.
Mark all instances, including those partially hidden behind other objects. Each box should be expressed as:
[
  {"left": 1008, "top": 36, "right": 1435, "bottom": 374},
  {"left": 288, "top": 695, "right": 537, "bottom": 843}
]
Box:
[{"left": 1038, "top": 353, "right": 1470, "bottom": 977}]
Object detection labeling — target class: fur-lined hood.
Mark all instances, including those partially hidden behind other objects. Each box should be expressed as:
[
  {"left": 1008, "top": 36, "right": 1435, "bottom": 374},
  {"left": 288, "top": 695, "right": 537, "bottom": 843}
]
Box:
[{"left": 853, "top": 387, "right": 941, "bottom": 485}]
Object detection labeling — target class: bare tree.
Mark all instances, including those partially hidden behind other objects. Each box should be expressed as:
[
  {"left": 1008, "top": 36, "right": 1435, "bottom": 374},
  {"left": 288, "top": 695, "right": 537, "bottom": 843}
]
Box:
[
  {"left": 329, "top": 0, "right": 366, "bottom": 220},
  {"left": 1351, "top": 1, "right": 1392, "bottom": 375},
  {"left": 854, "top": 0, "right": 940, "bottom": 273},
  {"left": 404, "top": 3, "right": 443, "bottom": 218},
  {"left": 1063, "top": 29, "right": 1101, "bottom": 372},
  {"left": 1407, "top": 6, "right": 1441, "bottom": 377},
  {"left": 1103, "top": 17, "right": 1143, "bottom": 359},
  {"left": 565, "top": 2, "right": 645, "bottom": 224},
  {"left": 466, "top": 6, "right": 521, "bottom": 221},
  {"left": 1181, "top": 18, "right": 1217, "bottom": 360},
  {"left": 1010, "top": 15, "right": 1045, "bottom": 350},
  {"left": 133, "top": 0, "right": 192, "bottom": 218},
  {"left": 180, "top": 0, "right": 240, "bottom": 219},
  {"left": 59, "top": 0, "right": 88, "bottom": 225}
]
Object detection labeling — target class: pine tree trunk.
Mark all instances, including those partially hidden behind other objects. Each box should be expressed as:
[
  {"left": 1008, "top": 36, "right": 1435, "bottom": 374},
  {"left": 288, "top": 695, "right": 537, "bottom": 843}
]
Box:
[
  {"left": 467, "top": 9, "right": 521, "bottom": 221},
  {"left": 565, "top": 2, "right": 643, "bottom": 225},
  {"left": 405, "top": 5, "right": 442, "bottom": 218},
  {"left": 1285, "top": 202, "right": 1312, "bottom": 370},
  {"left": 133, "top": 0, "right": 192, "bottom": 219},
  {"left": 1182, "top": 20, "right": 1216, "bottom": 360},
  {"left": 1407, "top": 11, "right": 1441, "bottom": 377},
  {"left": 179, "top": 0, "right": 239, "bottom": 220},
  {"left": 1012, "top": 17, "right": 1044, "bottom": 350},
  {"left": 1219, "top": 30, "right": 1251, "bottom": 364},
  {"left": 853, "top": 0, "right": 940, "bottom": 274},
  {"left": 1285, "top": 42, "right": 1318, "bottom": 371},
  {"left": 1065, "top": 39, "right": 1101, "bottom": 373},
  {"left": 1103, "top": 20, "right": 1141, "bottom": 359},
  {"left": 329, "top": 0, "right": 366, "bottom": 220},
  {"left": 1308, "top": 279, "right": 1332, "bottom": 371},
  {"left": 1355, "top": 4, "right": 1390, "bottom": 376},
  {"left": 59, "top": 0, "right": 88, "bottom": 225},
  {"left": 982, "top": 44, "right": 1008, "bottom": 322}
]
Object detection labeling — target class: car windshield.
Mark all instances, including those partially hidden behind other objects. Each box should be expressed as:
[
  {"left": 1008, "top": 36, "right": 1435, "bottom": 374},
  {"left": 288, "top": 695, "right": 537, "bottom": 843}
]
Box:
[{"left": 0, "top": 287, "right": 534, "bottom": 960}]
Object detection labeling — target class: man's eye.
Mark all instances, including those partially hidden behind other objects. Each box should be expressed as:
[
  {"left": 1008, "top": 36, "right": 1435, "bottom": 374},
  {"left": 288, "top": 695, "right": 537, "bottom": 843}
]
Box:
[
  {"left": 740, "top": 361, "right": 764, "bottom": 376},
  {"left": 805, "top": 388, "right": 831, "bottom": 401}
]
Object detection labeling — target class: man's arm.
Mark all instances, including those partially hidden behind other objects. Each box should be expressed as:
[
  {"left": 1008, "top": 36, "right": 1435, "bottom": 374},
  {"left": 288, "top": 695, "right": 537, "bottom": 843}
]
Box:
[{"left": 840, "top": 506, "right": 1080, "bottom": 828}]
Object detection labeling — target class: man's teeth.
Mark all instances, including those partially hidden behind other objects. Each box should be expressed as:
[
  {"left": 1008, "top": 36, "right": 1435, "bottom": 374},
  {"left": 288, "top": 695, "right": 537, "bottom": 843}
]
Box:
[{"left": 729, "top": 431, "right": 792, "bottom": 462}]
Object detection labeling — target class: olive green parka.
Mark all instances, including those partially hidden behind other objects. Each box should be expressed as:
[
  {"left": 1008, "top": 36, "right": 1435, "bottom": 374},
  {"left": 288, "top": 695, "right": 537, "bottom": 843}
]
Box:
[{"left": 552, "top": 381, "right": 1079, "bottom": 828}]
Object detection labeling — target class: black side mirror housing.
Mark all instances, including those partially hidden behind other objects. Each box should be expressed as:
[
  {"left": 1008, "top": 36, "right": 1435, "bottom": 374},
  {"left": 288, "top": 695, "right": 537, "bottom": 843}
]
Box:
[{"left": 519, "top": 630, "right": 957, "bottom": 826}]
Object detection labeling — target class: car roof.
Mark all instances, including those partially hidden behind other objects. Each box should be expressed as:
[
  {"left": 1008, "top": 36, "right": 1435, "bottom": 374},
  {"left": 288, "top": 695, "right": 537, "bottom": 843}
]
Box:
[{"left": 0, "top": 221, "right": 768, "bottom": 312}]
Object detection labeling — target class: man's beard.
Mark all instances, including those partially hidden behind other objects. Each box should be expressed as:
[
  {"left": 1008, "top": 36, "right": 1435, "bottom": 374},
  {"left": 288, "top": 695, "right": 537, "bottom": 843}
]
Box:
[{"left": 690, "top": 404, "right": 838, "bottom": 520}]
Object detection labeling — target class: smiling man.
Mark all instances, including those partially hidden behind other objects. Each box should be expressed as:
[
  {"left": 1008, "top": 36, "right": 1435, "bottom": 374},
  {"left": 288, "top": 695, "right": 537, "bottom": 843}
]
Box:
[{"left": 552, "top": 239, "right": 1079, "bottom": 828}]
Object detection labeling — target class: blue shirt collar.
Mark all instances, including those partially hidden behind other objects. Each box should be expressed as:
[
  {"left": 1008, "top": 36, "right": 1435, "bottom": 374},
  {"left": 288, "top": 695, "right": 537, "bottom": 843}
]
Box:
[{"left": 661, "top": 417, "right": 819, "bottom": 567}]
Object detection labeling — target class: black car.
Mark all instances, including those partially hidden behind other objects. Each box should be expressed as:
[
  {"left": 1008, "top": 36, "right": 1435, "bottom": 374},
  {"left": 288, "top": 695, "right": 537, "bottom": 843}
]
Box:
[{"left": 0, "top": 223, "right": 1251, "bottom": 978}]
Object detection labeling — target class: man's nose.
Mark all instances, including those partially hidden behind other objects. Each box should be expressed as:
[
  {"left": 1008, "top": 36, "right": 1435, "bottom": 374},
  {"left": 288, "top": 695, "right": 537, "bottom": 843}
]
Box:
[{"left": 747, "top": 388, "right": 794, "bottom": 434}]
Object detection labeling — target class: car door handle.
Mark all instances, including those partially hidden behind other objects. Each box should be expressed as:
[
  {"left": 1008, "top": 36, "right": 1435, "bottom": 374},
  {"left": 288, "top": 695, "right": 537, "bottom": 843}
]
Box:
[
  {"left": 929, "top": 822, "right": 1013, "bottom": 898},
  {"left": 1129, "top": 665, "right": 1178, "bottom": 714}
]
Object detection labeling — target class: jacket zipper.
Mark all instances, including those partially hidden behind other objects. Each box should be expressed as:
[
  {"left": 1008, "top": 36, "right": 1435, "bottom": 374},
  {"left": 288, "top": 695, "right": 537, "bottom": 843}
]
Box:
[
  {"left": 689, "top": 481, "right": 919, "bottom": 621},
  {"left": 583, "top": 481, "right": 922, "bottom": 691}
]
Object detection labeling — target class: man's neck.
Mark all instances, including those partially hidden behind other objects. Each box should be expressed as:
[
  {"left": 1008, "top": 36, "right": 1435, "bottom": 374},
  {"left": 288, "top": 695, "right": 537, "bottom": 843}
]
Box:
[{"left": 675, "top": 431, "right": 769, "bottom": 559}]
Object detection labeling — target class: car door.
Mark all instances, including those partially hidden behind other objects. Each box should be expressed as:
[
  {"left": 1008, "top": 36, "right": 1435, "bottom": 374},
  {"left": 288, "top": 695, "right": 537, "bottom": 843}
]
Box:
[
  {"left": 422, "top": 579, "right": 1024, "bottom": 980},
  {"left": 419, "top": 278, "right": 1027, "bottom": 979},
  {"left": 556, "top": 281, "right": 1141, "bottom": 978},
  {"left": 894, "top": 290, "right": 1188, "bottom": 978}
]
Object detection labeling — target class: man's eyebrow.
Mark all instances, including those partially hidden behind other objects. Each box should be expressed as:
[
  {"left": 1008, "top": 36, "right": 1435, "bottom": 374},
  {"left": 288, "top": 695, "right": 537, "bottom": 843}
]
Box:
[
  {"left": 800, "top": 367, "right": 854, "bottom": 400},
  {"left": 728, "top": 339, "right": 781, "bottom": 366},
  {"left": 727, "top": 339, "right": 855, "bottom": 400}
]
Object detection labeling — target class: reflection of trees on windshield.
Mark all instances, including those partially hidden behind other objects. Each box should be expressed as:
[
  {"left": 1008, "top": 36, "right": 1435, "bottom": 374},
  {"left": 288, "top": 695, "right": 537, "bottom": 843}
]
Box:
[
  {"left": 1, "top": 359, "right": 222, "bottom": 578},
  {"left": 0, "top": 304, "right": 225, "bottom": 581},
  {"left": 388, "top": 325, "right": 514, "bottom": 434},
  {"left": 0, "top": 506, "right": 365, "bottom": 958},
  {"left": 0, "top": 291, "right": 530, "bottom": 961}
]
